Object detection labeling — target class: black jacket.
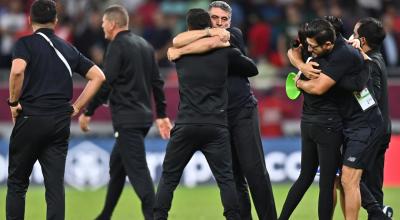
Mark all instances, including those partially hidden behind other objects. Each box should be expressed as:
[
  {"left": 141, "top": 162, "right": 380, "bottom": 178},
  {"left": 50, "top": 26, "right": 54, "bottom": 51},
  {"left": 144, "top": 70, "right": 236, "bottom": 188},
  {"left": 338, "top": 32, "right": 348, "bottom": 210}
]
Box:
[
  {"left": 175, "top": 46, "right": 258, "bottom": 127},
  {"left": 85, "top": 30, "right": 167, "bottom": 128}
]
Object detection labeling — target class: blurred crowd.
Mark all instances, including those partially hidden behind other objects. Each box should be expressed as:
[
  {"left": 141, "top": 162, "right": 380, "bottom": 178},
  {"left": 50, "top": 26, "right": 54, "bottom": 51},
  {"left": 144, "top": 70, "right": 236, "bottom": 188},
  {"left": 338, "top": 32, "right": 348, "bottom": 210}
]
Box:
[{"left": 1, "top": 0, "right": 400, "bottom": 84}]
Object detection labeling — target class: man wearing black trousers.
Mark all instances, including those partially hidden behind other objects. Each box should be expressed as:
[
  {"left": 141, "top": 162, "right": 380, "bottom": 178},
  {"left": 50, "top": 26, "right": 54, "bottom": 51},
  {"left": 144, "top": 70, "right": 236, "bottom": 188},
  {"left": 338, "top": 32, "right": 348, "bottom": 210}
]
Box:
[
  {"left": 6, "top": 1, "right": 105, "bottom": 219},
  {"left": 78, "top": 5, "right": 172, "bottom": 220},
  {"left": 167, "top": 1, "right": 277, "bottom": 219},
  {"left": 154, "top": 8, "right": 259, "bottom": 220}
]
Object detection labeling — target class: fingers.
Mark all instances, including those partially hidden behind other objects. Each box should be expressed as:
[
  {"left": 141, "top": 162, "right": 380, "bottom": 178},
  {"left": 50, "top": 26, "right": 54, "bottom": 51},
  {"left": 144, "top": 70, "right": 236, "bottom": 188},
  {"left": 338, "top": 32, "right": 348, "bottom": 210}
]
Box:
[{"left": 78, "top": 114, "right": 90, "bottom": 132}]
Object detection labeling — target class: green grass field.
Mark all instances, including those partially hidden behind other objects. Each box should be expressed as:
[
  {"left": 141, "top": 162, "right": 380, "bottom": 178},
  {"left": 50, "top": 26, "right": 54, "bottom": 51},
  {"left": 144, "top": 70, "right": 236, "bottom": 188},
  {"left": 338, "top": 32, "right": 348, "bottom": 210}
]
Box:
[{"left": 0, "top": 184, "right": 399, "bottom": 219}]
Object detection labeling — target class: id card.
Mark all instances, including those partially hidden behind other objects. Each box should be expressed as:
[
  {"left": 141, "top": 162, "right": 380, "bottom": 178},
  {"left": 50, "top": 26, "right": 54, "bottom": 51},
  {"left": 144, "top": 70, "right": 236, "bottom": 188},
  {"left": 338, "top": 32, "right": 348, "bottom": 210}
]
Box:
[{"left": 353, "top": 88, "right": 376, "bottom": 111}]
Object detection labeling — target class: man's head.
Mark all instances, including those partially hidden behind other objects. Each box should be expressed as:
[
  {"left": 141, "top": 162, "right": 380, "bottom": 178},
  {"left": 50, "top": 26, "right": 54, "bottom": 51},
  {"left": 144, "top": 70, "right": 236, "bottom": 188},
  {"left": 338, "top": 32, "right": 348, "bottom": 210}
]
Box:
[
  {"left": 30, "top": 0, "right": 57, "bottom": 26},
  {"left": 208, "top": 1, "right": 232, "bottom": 28},
  {"left": 186, "top": 8, "right": 212, "bottom": 30},
  {"left": 353, "top": 17, "right": 385, "bottom": 51},
  {"left": 102, "top": 5, "right": 129, "bottom": 40},
  {"left": 324, "top": 15, "right": 344, "bottom": 37},
  {"left": 305, "top": 18, "right": 336, "bottom": 57}
]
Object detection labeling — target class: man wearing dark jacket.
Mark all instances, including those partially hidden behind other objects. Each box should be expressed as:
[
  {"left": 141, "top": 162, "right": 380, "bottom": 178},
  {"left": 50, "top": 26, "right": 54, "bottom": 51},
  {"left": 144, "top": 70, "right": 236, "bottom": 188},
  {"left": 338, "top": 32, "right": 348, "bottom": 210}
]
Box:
[
  {"left": 78, "top": 5, "right": 172, "bottom": 220},
  {"left": 167, "top": 2, "right": 277, "bottom": 219},
  {"left": 154, "top": 8, "right": 258, "bottom": 220}
]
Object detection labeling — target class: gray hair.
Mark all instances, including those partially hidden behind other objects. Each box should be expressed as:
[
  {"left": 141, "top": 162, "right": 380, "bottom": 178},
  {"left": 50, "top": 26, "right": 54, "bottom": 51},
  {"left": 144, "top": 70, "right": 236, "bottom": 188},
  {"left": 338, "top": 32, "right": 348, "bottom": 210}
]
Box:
[{"left": 208, "top": 1, "right": 232, "bottom": 15}]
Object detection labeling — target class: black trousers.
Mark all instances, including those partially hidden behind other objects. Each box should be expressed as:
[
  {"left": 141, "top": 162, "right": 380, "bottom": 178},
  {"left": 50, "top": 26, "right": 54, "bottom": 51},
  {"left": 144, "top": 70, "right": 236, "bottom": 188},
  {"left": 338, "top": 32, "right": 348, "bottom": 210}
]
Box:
[
  {"left": 279, "top": 122, "right": 342, "bottom": 220},
  {"left": 96, "top": 127, "right": 155, "bottom": 220},
  {"left": 362, "top": 136, "right": 388, "bottom": 207},
  {"left": 7, "top": 114, "right": 71, "bottom": 220},
  {"left": 154, "top": 124, "right": 240, "bottom": 220},
  {"left": 361, "top": 135, "right": 389, "bottom": 218},
  {"left": 228, "top": 105, "right": 277, "bottom": 220}
]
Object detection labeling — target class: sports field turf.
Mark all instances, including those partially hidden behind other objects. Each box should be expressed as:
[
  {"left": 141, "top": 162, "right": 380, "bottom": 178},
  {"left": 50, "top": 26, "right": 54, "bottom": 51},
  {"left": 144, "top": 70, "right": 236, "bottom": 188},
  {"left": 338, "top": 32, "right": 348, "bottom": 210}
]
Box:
[{"left": 0, "top": 184, "right": 399, "bottom": 219}]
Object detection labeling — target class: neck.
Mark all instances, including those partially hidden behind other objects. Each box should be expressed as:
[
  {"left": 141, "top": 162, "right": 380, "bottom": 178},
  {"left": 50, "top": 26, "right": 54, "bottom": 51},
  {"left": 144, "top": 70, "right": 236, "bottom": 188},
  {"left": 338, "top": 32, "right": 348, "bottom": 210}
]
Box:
[
  {"left": 32, "top": 23, "right": 55, "bottom": 32},
  {"left": 111, "top": 27, "right": 128, "bottom": 40},
  {"left": 363, "top": 45, "right": 372, "bottom": 53}
]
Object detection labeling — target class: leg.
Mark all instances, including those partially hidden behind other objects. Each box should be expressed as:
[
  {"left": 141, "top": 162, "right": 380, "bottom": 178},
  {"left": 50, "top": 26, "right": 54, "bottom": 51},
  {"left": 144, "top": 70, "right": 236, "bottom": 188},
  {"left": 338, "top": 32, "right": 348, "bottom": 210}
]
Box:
[
  {"left": 96, "top": 141, "right": 126, "bottom": 220},
  {"left": 201, "top": 126, "right": 240, "bottom": 220},
  {"left": 229, "top": 106, "right": 276, "bottom": 220},
  {"left": 362, "top": 146, "right": 386, "bottom": 206},
  {"left": 341, "top": 165, "right": 363, "bottom": 220},
  {"left": 154, "top": 126, "right": 196, "bottom": 220},
  {"left": 38, "top": 115, "right": 70, "bottom": 220},
  {"left": 118, "top": 127, "right": 155, "bottom": 220},
  {"left": 316, "top": 125, "right": 342, "bottom": 220},
  {"left": 279, "top": 122, "right": 319, "bottom": 220},
  {"left": 6, "top": 116, "right": 47, "bottom": 220},
  {"left": 231, "top": 144, "right": 251, "bottom": 220}
]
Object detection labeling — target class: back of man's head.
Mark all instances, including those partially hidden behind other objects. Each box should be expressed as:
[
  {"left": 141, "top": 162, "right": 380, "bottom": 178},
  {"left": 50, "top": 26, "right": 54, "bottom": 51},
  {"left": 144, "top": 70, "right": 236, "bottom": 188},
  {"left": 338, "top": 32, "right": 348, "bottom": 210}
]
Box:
[
  {"left": 357, "top": 17, "right": 385, "bottom": 50},
  {"left": 186, "top": 8, "right": 212, "bottom": 30},
  {"left": 208, "top": 1, "right": 232, "bottom": 15},
  {"left": 324, "top": 15, "right": 344, "bottom": 37},
  {"left": 305, "top": 18, "right": 336, "bottom": 45},
  {"left": 30, "top": 0, "right": 57, "bottom": 25},
  {"left": 104, "top": 5, "right": 129, "bottom": 28}
]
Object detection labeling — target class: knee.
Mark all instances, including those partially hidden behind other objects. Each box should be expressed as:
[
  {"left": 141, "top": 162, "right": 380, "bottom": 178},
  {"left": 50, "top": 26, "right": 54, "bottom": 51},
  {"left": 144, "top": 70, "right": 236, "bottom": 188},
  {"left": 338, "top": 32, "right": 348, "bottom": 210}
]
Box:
[
  {"left": 341, "top": 168, "right": 361, "bottom": 190},
  {"left": 7, "top": 178, "right": 29, "bottom": 195}
]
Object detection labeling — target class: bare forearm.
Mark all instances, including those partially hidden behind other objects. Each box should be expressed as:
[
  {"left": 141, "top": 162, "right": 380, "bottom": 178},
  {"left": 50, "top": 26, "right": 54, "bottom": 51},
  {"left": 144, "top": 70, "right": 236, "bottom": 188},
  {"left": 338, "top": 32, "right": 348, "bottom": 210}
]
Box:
[
  {"left": 9, "top": 72, "right": 24, "bottom": 102},
  {"left": 173, "top": 29, "right": 209, "bottom": 48},
  {"left": 178, "top": 36, "right": 229, "bottom": 56},
  {"left": 287, "top": 49, "right": 305, "bottom": 69},
  {"left": 73, "top": 66, "right": 105, "bottom": 110}
]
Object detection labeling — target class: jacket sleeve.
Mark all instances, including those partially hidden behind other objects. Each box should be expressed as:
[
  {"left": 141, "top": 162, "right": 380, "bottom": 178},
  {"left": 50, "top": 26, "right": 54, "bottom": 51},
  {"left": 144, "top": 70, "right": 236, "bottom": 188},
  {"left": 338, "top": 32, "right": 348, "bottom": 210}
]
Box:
[
  {"left": 336, "top": 60, "right": 372, "bottom": 92},
  {"left": 150, "top": 48, "right": 167, "bottom": 118},
  {"left": 228, "top": 48, "right": 258, "bottom": 77}
]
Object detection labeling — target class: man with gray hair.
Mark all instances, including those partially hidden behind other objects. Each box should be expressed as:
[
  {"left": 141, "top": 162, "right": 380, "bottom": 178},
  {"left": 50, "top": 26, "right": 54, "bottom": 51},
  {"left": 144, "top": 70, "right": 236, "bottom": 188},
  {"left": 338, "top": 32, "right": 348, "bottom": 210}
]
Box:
[
  {"left": 167, "top": 1, "right": 277, "bottom": 220},
  {"left": 78, "top": 5, "right": 172, "bottom": 220}
]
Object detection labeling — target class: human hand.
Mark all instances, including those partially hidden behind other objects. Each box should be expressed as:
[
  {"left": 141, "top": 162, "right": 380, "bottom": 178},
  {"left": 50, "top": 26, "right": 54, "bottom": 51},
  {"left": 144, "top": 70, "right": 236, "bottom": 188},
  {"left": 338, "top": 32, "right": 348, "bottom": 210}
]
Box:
[
  {"left": 10, "top": 103, "right": 22, "bottom": 124},
  {"left": 299, "top": 62, "right": 321, "bottom": 79},
  {"left": 78, "top": 114, "right": 91, "bottom": 132},
  {"left": 209, "top": 28, "right": 230, "bottom": 42},
  {"left": 167, "top": 47, "right": 181, "bottom": 61},
  {"left": 156, "top": 117, "right": 172, "bottom": 139}
]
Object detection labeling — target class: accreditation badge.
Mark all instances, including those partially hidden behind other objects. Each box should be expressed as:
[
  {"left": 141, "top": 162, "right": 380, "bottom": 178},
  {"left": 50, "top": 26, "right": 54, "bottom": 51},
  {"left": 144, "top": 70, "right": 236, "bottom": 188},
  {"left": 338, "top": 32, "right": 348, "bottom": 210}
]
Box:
[{"left": 353, "top": 87, "right": 376, "bottom": 111}]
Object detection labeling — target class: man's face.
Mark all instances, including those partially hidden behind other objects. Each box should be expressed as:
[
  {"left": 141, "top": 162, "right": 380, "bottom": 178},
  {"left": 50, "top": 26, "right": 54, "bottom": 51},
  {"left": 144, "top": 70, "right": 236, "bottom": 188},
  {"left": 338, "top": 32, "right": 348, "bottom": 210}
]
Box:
[
  {"left": 102, "top": 15, "right": 114, "bottom": 40},
  {"left": 306, "top": 37, "right": 331, "bottom": 57},
  {"left": 209, "top": 7, "right": 231, "bottom": 28}
]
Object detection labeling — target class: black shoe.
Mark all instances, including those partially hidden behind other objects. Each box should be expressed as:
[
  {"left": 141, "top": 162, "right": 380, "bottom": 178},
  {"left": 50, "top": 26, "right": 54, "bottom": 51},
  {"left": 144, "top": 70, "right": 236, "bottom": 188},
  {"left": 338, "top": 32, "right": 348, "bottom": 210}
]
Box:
[{"left": 383, "top": 205, "right": 393, "bottom": 219}]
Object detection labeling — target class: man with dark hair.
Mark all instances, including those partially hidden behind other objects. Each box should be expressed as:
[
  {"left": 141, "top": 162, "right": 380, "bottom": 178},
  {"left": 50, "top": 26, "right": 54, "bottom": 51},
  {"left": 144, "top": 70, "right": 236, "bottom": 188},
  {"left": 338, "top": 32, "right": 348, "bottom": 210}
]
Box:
[
  {"left": 154, "top": 8, "right": 258, "bottom": 220},
  {"left": 291, "top": 18, "right": 384, "bottom": 220},
  {"left": 78, "top": 5, "right": 172, "bottom": 220},
  {"left": 167, "top": 2, "right": 277, "bottom": 219},
  {"left": 6, "top": 0, "right": 105, "bottom": 219},
  {"left": 352, "top": 17, "right": 393, "bottom": 219}
]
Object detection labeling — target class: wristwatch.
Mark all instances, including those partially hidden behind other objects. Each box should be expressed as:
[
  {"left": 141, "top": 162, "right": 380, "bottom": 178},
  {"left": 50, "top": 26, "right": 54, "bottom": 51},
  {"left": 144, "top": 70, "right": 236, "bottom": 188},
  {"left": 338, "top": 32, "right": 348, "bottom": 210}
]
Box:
[{"left": 7, "top": 99, "right": 19, "bottom": 107}]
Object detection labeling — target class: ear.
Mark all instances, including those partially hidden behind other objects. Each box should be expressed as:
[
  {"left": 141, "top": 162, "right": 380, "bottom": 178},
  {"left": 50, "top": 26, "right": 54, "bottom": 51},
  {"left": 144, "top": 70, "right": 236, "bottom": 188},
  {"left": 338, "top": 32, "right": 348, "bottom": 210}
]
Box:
[{"left": 28, "top": 16, "right": 32, "bottom": 25}]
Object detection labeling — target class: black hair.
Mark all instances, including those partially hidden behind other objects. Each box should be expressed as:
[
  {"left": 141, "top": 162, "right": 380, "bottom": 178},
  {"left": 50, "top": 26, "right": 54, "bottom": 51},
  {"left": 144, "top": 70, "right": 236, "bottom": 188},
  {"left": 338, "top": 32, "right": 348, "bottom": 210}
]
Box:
[
  {"left": 30, "top": 0, "right": 57, "bottom": 24},
  {"left": 186, "top": 8, "right": 212, "bottom": 30},
  {"left": 357, "top": 17, "right": 385, "bottom": 50},
  {"left": 324, "top": 15, "right": 344, "bottom": 37},
  {"left": 304, "top": 18, "right": 336, "bottom": 46}
]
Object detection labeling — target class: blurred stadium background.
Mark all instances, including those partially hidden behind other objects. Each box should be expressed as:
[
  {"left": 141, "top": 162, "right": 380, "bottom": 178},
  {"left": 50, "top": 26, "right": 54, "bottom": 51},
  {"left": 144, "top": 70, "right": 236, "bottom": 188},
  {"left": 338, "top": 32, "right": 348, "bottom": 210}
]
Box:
[{"left": 0, "top": 0, "right": 399, "bottom": 219}]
